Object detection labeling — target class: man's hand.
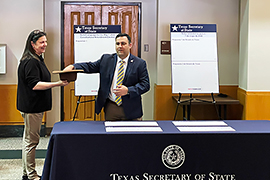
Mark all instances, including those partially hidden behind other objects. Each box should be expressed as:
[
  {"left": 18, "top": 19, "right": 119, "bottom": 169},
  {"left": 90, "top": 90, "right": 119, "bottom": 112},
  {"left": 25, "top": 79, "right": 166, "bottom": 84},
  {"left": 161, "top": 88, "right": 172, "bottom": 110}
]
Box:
[
  {"left": 63, "top": 65, "right": 75, "bottom": 71},
  {"left": 113, "top": 85, "right": 128, "bottom": 97}
]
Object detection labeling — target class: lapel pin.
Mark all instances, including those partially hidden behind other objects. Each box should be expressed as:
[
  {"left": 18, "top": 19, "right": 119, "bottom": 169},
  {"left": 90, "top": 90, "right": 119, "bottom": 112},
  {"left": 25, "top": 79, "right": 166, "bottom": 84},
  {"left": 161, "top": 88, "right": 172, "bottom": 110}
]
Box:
[{"left": 131, "top": 60, "right": 133, "bottom": 63}]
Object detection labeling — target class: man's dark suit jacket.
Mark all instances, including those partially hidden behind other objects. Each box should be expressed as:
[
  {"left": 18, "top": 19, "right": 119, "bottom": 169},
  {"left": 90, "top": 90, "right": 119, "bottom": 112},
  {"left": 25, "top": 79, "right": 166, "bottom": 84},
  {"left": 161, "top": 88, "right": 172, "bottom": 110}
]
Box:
[{"left": 73, "top": 53, "right": 150, "bottom": 119}]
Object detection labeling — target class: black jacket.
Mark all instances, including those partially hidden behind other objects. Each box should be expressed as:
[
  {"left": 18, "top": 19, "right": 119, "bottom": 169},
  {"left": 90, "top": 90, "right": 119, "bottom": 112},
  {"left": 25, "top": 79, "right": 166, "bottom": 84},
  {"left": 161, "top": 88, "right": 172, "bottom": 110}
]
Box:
[{"left": 17, "top": 56, "right": 52, "bottom": 113}]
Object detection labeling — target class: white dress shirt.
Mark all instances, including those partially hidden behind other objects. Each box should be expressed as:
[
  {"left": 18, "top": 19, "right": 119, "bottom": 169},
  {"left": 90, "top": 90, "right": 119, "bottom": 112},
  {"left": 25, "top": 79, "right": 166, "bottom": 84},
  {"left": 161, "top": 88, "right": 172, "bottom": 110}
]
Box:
[{"left": 108, "top": 54, "right": 130, "bottom": 102}]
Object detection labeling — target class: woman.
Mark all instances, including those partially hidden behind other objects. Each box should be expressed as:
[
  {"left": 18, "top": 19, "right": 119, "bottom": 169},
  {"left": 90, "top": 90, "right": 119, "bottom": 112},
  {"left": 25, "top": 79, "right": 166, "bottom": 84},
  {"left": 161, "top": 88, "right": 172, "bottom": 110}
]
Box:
[{"left": 17, "top": 30, "right": 68, "bottom": 180}]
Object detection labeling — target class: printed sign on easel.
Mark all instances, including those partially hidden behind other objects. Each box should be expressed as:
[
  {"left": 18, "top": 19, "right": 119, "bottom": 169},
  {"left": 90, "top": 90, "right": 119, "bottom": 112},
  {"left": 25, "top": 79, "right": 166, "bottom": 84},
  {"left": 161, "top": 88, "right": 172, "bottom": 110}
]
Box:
[
  {"left": 74, "top": 25, "right": 121, "bottom": 96},
  {"left": 170, "top": 24, "right": 219, "bottom": 94}
]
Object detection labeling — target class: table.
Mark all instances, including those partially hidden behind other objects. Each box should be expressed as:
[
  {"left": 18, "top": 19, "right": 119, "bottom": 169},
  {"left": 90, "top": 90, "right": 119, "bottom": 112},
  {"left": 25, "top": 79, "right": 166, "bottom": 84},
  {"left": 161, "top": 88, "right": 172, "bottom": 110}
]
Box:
[
  {"left": 42, "top": 120, "right": 270, "bottom": 180},
  {"left": 172, "top": 95, "right": 240, "bottom": 120}
]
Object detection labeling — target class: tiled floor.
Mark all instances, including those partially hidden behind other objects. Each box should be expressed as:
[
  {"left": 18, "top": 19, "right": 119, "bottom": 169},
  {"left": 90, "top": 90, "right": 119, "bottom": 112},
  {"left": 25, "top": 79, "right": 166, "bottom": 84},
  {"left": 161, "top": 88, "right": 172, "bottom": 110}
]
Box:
[
  {"left": 0, "top": 159, "right": 45, "bottom": 180},
  {"left": 0, "top": 137, "right": 49, "bottom": 180},
  {"left": 0, "top": 137, "right": 49, "bottom": 150}
]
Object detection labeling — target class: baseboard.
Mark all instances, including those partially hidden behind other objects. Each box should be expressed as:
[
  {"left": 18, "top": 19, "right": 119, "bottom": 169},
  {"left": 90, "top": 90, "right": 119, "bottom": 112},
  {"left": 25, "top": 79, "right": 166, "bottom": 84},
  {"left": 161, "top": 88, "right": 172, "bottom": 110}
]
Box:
[
  {"left": 0, "top": 125, "right": 46, "bottom": 137},
  {"left": 0, "top": 150, "right": 47, "bottom": 159}
]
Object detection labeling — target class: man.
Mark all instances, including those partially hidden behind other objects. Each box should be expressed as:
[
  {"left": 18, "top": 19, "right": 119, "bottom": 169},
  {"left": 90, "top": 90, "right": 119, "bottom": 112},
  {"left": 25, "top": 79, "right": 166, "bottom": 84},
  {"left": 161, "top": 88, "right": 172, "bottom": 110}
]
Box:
[{"left": 64, "top": 33, "right": 150, "bottom": 120}]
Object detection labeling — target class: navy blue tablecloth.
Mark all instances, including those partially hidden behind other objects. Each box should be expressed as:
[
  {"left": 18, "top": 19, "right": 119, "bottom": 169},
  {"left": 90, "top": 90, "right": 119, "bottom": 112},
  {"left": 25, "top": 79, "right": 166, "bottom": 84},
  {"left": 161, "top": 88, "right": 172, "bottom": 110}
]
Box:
[{"left": 41, "top": 120, "right": 270, "bottom": 180}]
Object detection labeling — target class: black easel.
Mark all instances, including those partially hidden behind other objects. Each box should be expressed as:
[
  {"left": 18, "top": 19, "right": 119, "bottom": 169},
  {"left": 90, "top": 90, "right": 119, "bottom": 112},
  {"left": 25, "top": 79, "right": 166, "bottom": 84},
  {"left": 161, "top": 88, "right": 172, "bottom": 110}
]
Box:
[
  {"left": 72, "top": 95, "right": 96, "bottom": 121},
  {"left": 173, "top": 92, "right": 220, "bottom": 120}
]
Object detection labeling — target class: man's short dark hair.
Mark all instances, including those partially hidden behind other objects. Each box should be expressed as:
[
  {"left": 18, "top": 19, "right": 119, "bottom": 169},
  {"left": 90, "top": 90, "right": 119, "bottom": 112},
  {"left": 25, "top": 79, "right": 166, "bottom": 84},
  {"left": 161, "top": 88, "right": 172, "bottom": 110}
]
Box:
[{"left": 115, "top": 33, "right": 131, "bottom": 44}]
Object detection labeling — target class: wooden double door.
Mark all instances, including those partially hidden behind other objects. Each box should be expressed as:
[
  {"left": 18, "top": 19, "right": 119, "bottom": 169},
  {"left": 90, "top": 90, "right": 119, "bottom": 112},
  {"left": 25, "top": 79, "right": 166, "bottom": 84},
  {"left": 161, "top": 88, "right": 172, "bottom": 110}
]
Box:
[{"left": 62, "top": 2, "right": 141, "bottom": 121}]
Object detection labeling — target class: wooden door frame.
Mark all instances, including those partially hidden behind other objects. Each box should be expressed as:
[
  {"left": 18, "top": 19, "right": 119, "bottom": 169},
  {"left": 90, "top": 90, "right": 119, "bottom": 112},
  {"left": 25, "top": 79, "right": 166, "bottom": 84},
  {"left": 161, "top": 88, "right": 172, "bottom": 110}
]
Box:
[{"left": 60, "top": 1, "right": 142, "bottom": 121}]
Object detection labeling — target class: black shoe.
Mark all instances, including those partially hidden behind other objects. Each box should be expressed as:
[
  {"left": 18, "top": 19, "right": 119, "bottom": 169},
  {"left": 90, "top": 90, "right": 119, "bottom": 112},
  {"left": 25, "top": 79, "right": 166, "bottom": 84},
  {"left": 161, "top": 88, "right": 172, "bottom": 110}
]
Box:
[
  {"left": 22, "top": 175, "right": 41, "bottom": 180},
  {"left": 22, "top": 175, "right": 29, "bottom": 180}
]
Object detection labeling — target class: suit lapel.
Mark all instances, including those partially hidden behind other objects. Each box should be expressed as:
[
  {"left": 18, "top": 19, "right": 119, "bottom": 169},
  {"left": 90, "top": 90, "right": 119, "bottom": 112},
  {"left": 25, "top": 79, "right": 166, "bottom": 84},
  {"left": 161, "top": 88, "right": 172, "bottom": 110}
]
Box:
[
  {"left": 123, "top": 54, "right": 134, "bottom": 83},
  {"left": 109, "top": 54, "right": 118, "bottom": 81}
]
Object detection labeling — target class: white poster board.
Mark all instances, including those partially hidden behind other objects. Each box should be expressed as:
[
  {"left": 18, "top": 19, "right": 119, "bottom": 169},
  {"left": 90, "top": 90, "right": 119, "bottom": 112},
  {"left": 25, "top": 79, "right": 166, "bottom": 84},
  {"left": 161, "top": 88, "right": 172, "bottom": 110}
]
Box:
[
  {"left": 170, "top": 24, "right": 219, "bottom": 94},
  {"left": 74, "top": 25, "right": 121, "bottom": 96}
]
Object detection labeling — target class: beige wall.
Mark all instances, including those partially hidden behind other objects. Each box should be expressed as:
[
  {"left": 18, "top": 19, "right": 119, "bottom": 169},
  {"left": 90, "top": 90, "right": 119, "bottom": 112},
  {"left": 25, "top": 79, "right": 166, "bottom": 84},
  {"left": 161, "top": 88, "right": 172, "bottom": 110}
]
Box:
[
  {"left": 247, "top": 0, "right": 270, "bottom": 91},
  {"left": 238, "top": 0, "right": 270, "bottom": 121},
  {"left": 239, "top": 0, "right": 249, "bottom": 90},
  {"left": 0, "top": 0, "right": 43, "bottom": 84},
  {"left": 239, "top": 0, "right": 270, "bottom": 91}
]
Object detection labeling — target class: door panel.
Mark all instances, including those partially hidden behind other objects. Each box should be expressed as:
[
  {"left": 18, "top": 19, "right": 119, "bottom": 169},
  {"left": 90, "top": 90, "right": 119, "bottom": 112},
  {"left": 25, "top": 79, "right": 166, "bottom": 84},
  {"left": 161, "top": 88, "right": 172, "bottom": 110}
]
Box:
[
  {"left": 64, "top": 5, "right": 101, "bottom": 67},
  {"left": 102, "top": 6, "right": 138, "bottom": 56},
  {"left": 63, "top": 3, "right": 139, "bottom": 121}
]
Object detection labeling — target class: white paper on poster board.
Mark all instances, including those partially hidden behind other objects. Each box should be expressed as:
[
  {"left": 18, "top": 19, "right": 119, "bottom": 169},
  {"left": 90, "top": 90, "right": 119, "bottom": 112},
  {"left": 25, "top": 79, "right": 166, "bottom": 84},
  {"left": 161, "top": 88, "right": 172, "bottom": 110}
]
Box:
[
  {"left": 170, "top": 24, "right": 219, "bottom": 94},
  {"left": 74, "top": 25, "right": 121, "bottom": 96}
]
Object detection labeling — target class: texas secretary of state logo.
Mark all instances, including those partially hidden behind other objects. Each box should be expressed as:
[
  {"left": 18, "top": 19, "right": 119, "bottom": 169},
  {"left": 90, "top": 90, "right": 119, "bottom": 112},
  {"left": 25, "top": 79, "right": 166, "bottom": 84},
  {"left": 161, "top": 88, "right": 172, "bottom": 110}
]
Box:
[{"left": 162, "top": 145, "right": 185, "bottom": 169}]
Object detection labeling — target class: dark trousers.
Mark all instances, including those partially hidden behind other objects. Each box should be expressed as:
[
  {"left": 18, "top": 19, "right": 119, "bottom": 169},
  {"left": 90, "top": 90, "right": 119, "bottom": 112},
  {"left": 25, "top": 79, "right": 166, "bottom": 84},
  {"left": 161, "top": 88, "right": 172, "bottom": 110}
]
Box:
[{"left": 104, "top": 99, "right": 142, "bottom": 120}]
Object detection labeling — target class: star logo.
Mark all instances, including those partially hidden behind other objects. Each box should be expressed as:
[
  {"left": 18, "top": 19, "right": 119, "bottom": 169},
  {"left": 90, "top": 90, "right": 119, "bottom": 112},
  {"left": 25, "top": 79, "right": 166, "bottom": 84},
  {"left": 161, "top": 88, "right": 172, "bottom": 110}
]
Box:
[
  {"left": 75, "top": 26, "right": 82, "bottom": 32},
  {"left": 172, "top": 25, "right": 178, "bottom": 31}
]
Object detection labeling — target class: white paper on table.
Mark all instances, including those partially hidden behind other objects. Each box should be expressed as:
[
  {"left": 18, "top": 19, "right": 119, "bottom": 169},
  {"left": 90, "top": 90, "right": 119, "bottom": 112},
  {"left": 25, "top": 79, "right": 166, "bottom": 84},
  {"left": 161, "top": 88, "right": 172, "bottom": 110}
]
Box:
[
  {"left": 173, "top": 121, "right": 228, "bottom": 126},
  {"left": 105, "top": 121, "right": 159, "bottom": 127},
  {"left": 106, "top": 127, "right": 163, "bottom": 132},
  {"left": 177, "top": 126, "right": 235, "bottom": 132}
]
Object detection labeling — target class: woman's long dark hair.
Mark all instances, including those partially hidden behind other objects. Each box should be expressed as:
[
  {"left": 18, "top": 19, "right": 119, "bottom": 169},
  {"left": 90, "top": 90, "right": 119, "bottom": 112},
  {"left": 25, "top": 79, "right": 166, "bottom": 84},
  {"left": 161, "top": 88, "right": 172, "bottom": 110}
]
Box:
[{"left": 20, "top": 30, "right": 47, "bottom": 62}]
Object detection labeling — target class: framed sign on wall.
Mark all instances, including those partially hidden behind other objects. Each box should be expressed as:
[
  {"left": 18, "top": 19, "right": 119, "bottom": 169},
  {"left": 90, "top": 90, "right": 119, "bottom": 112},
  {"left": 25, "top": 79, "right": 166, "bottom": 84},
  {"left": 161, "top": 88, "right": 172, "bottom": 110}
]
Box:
[{"left": 0, "top": 44, "right": 6, "bottom": 74}]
